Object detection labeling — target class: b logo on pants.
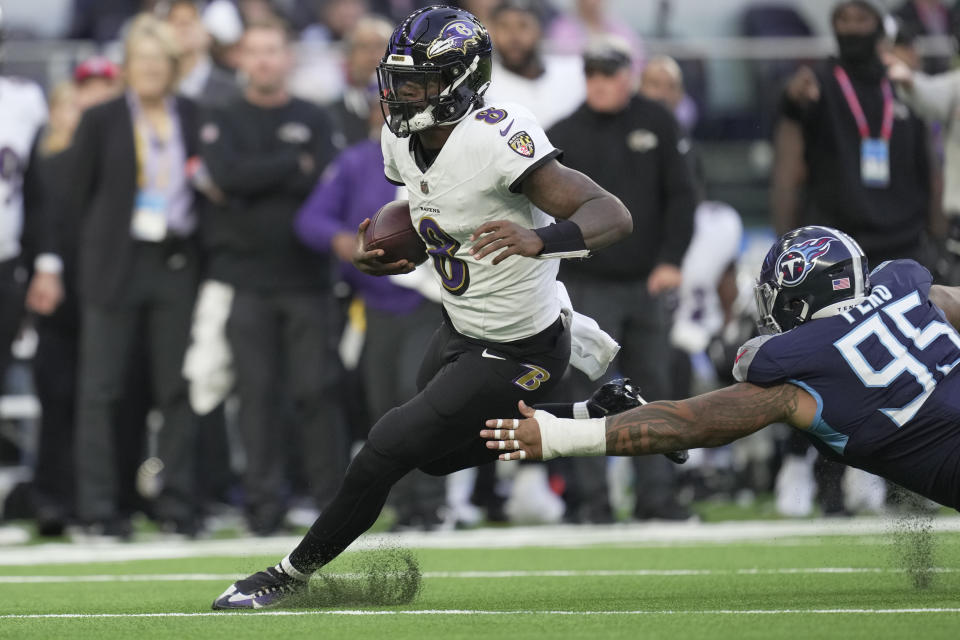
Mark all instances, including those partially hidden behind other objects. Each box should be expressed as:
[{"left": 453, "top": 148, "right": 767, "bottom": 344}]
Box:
[{"left": 513, "top": 364, "right": 550, "bottom": 391}]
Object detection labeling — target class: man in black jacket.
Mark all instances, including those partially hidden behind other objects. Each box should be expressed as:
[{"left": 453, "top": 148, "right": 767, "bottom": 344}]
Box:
[
  {"left": 200, "top": 18, "right": 345, "bottom": 535},
  {"left": 548, "top": 39, "right": 696, "bottom": 523}
]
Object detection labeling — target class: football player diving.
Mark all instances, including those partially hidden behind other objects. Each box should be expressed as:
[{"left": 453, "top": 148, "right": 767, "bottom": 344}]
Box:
[
  {"left": 483, "top": 226, "right": 960, "bottom": 513},
  {"left": 213, "top": 4, "right": 639, "bottom": 609}
]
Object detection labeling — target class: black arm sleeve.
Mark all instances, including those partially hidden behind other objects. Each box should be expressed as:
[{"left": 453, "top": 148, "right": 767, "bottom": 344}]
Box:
[
  {"left": 656, "top": 113, "right": 696, "bottom": 267},
  {"left": 201, "top": 107, "right": 300, "bottom": 196}
]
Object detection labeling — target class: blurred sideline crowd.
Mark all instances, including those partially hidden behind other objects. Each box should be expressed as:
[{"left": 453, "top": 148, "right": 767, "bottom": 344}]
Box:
[{"left": 1, "top": 0, "right": 959, "bottom": 540}]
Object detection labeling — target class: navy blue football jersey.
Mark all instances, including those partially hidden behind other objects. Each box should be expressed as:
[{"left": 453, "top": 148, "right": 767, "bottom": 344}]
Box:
[{"left": 734, "top": 260, "right": 960, "bottom": 508}]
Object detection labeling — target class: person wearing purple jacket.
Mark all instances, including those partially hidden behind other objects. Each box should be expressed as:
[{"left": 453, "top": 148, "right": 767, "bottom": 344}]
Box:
[{"left": 295, "top": 101, "right": 447, "bottom": 531}]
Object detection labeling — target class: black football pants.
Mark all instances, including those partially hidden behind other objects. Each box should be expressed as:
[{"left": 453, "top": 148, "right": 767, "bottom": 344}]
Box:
[{"left": 289, "top": 313, "right": 570, "bottom": 572}]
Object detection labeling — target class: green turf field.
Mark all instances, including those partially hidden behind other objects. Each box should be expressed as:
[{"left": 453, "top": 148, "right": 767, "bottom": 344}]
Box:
[{"left": 2, "top": 523, "right": 960, "bottom": 639}]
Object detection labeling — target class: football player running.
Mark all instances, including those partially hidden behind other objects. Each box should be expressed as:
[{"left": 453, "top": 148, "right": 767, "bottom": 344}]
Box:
[
  {"left": 483, "top": 226, "right": 960, "bottom": 512},
  {"left": 213, "top": 5, "right": 633, "bottom": 609}
]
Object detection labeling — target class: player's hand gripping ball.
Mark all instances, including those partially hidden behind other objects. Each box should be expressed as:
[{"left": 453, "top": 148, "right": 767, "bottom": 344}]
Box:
[
  {"left": 363, "top": 200, "right": 428, "bottom": 266},
  {"left": 353, "top": 201, "right": 425, "bottom": 277}
]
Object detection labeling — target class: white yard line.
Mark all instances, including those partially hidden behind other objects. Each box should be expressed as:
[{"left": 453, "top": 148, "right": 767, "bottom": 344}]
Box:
[
  {"left": 1, "top": 517, "right": 958, "bottom": 566},
  {"left": 1, "top": 567, "right": 957, "bottom": 583},
  {"left": 3, "top": 608, "right": 960, "bottom": 620}
]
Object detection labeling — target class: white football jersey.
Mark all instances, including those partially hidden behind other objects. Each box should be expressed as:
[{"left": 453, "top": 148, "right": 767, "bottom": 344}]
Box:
[
  {"left": 670, "top": 201, "right": 743, "bottom": 354},
  {"left": 0, "top": 77, "right": 48, "bottom": 263},
  {"left": 382, "top": 102, "right": 563, "bottom": 342}
]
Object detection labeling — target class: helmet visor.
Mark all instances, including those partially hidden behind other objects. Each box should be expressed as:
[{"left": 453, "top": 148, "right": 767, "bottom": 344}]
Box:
[{"left": 377, "top": 64, "right": 443, "bottom": 135}]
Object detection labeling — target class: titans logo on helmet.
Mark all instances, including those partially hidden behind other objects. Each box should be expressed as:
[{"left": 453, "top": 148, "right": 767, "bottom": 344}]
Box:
[
  {"left": 426, "top": 20, "right": 480, "bottom": 58},
  {"left": 775, "top": 237, "right": 834, "bottom": 286}
]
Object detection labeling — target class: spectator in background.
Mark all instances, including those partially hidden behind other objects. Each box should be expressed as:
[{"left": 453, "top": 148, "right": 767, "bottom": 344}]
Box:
[
  {"left": 454, "top": 0, "right": 500, "bottom": 25},
  {"left": 485, "top": 0, "right": 584, "bottom": 130},
  {"left": 893, "top": 0, "right": 953, "bottom": 73},
  {"left": 199, "top": 18, "right": 345, "bottom": 536},
  {"left": 773, "top": 0, "right": 933, "bottom": 266},
  {"left": 548, "top": 39, "right": 696, "bottom": 523},
  {"left": 328, "top": 15, "right": 393, "bottom": 147},
  {"left": 164, "top": 0, "right": 240, "bottom": 108},
  {"left": 546, "top": 0, "right": 644, "bottom": 74},
  {"left": 74, "top": 58, "right": 158, "bottom": 527},
  {"left": 73, "top": 57, "right": 124, "bottom": 110},
  {"left": 70, "top": 14, "right": 203, "bottom": 538},
  {"left": 0, "top": 36, "right": 58, "bottom": 397},
  {"left": 28, "top": 81, "right": 81, "bottom": 536},
  {"left": 638, "top": 54, "right": 742, "bottom": 397},
  {"left": 29, "top": 59, "right": 126, "bottom": 537},
  {"left": 295, "top": 93, "right": 447, "bottom": 531},
  {"left": 237, "top": 0, "right": 283, "bottom": 24},
  {"left": 640, "top": 55, "right": 699, "bottom": 142},
  {"left": 202, "top": 0, "right": 247, "bottom": 72},
  {"left": 771, "top": 0, "right": 934, "bottom": 518},
  {"left": 163, "top": 0, "right": 242, "bottom": 515},
  {"left": 28, "top": 58, "right": 125, "bottom": 538},
  {"left": 70, "top": 0, "right": 140, "bottom": 42},
  {"left": 301, "top": 0, "right": 369, "bottom": 43},
  {"left": 887, "top": 50, "right": 960, "bottom": 285}
]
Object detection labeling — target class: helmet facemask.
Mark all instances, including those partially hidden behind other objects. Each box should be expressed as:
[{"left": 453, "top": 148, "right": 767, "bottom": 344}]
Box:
[
  {"left": 754, "top": 281, "right": 785, "bottom": 334},
  {"left": 377, "top": 54, "right": 490, "bottom": 137}
]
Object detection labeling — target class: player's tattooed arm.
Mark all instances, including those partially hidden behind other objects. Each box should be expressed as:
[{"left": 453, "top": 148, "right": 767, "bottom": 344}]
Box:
[
  {"left": 482, "top": 383, "right": 816, "bottom": 461},
  {"left": 605, "top": 383, "right": 811, "bottom": 456},
  {"left": 522, "top": 159, "right": 633, "bottom": 250},
  {"left": 930, "top": 285, "right": 960, "bottom": 332}
]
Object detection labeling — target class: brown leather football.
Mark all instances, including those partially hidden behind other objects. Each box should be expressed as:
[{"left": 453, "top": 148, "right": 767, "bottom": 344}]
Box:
[{"left": 363, "top": 200, "right": 428, "bottom": 266}]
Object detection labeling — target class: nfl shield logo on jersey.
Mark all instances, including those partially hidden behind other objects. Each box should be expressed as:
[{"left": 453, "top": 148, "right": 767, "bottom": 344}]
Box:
[
  {"left": 508, "top": 131, "right": 535, "bottom": 158},
  {"left": 420, "top": 180, "right": 429, "bottom": 194}
]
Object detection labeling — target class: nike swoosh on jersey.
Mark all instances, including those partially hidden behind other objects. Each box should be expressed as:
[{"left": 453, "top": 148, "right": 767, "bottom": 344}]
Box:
[
  {"left": 482, "top": 349, "right": 506, "bottom": 360},
  {"left": 499, "top": 120, "right": 515, "bottom": 137}
]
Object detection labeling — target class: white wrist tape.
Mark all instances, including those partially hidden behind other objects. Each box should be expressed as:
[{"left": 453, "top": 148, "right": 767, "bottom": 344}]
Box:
[
  {"left": 534, "top": 410, "right": 606, "bottom": 460},
  {"left": 572, "top": 401, "right": 591, "bottom": 420}
]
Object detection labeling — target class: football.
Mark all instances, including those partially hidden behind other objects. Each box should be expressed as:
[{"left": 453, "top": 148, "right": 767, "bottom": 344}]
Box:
[{"left": 363, "top": 200, "right": 428, "bottom": 266}]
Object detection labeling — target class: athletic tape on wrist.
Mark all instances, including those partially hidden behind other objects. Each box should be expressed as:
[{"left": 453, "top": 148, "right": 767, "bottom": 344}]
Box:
[
  {"left": 572, "top": 401, "right": 591, "bottom": 420},
  {"left": 534, "top": 410, "right": 606, "bottom": 460}
]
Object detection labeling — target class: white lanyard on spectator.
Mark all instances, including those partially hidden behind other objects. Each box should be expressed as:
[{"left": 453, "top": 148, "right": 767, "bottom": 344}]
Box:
[{"left": 834, "top": 66, "right": 894, "bottom": 189}]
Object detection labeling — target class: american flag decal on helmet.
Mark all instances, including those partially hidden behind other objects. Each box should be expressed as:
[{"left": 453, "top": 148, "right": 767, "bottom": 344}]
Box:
[{"left": 832, "top": 277, "right": 850, "bottom": 290}]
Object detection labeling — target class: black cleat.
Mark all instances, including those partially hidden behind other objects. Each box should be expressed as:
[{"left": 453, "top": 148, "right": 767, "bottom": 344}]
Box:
[
  {"left": 586, "top": 378, "right": 689, "bottom": 465},
  {"left": 212, "top": 565, "right": 305, "bottom": 610}
]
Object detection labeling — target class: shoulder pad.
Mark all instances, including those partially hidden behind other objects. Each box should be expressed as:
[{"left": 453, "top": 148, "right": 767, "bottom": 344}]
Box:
[{"left": 732, "top": 334, "right": 777, "bottom": 383}]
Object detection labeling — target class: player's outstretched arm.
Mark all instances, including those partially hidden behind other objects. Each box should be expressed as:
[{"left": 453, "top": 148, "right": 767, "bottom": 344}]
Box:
[
  {"left": 481, "top": 383, "right": 815, "bottom": 461},
  {"left": 468, "top": 159, "right": 632, "bottom": 264},
  {"left": 930, "top": 285, "right": 960, "bottom": 331}
]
